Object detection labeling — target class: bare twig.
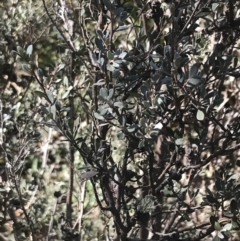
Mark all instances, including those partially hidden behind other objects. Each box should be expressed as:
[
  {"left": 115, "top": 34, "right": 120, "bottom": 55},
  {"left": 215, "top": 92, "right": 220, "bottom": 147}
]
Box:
[
  {"left": 74, "top": 180, "right": 86, "bottom": 241},
  {"left": 46, "top": 199, "right": 58, "bottom": 241},
  {"left": 42, "top": 0, "right": 76, "bottom": 52},
  {"left": 41, "top": 127, "right": 53, "bottom": 169},
  {"left": 13, "top": 177, "right": 36, "bottom": 241},
  {"left": 179, "top": 0, "right": 203, "bottom": 37},
  {"left": 0, "top": 233, "right": 11, "bottom": 241}
]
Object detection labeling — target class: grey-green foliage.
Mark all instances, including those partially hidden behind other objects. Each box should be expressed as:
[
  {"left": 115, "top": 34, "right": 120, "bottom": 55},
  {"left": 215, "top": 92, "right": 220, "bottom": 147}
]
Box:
[{"left": 1, "top": 0, "right": 240, "bottom": 241}]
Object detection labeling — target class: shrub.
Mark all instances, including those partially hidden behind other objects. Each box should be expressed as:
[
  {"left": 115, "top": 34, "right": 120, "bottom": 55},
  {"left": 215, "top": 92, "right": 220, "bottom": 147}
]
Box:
[{"left": 1, "top": 0, "right": 240, "bottom": 241}]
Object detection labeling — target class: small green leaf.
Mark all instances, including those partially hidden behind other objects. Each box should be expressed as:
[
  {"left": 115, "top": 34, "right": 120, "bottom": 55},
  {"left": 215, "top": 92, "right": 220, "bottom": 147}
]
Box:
[
  {"left": 154, "top": 122, "right": 163, "bottom": 130},
  {"left": 227, "top": 173, "right": 240, "bottom": 181},
  {"left": 139, "top": 117, "right": 147, "bottom": 128},
  {"left": 236, "top": 159, "right": 240, "bottom": 167},
  {"left": 34, "top": 91, "right": 45, "bottom": 98},
  {"left": 17, "top": 46, "right": 25, "bottom": 57},
  {"left": 108, "top": 88, "right": 114, "bottom": 100},
  {"left": 150, "top": 61, "right": 159, "bottom": 70},
  {"left": 56, "top": 63, "right": 65, "bottom": 72},
  {"left": 117, "top": 132, "right": 125, "bottom": 140},
  {"left": 214, "top": 222, "right": 221, "bottom": 231},
  {"left": 107, "top": 64, "right": 115, "bottom": 72},
  {"left": 55, "top": 79, "right": 62, "bottom": 83},
  {"left": 114, "top": 101, "right": 124, "bottom": 109},
  {"left": 26, "top": 44, "right": 33, "bottom": 56},
  {"left": 93, "top": 79, "right": 105, "bottom": 86},
  {"left": 22, "top": 64, "right": 31, "bottom": 74},
  {"left": 100, "top": 88, "right": 108, "bottom": 98},
  {"left": 135, "top": 131, "right": 144, "bottom": 138},
  {"left": 175, "top": 138, "right": 184, "bottom": 145},
  {"left": 115, "top": 25, "right": 131, "bottom": 32},
  {"left": 62, "top": 86, "right": 73, "bottom": 99},
  {"left": 217, "top": 232, "right": 224, "bottom": 239},
  {"left": 95, "top": 37, "right": 104, "bottom": 51},
  {"left": 187, "top": 77, "right": 202, "bottom": 86},
  {"left": 233, "top": 57, "right": 238, "bottom": 68},
  {"left": 212, "top": 3, "right": 219, "bottom": 11},
  {"left": 73, "top": 117, "right": 80, "bottom": 138},
  {"left": 222, "top": 223, "right": 232, "bottom": 231},
  {"left": 143, "top": 101, "right": 150, "bottom": 109},
  {"left": 161, "top": 76, "right": 172, "bottom": 85},
  {"left": 80, "top": 170, "right": 98, "bottom": 180},
  {"left": 119, "top": 11, "right": 128, "bottom": 22},
  {"left": 99, "top": 105, "right": 108, "bottom": 116},
  {"left": 127, "top": 124, "right": 138, "bottom": 133},
  {"left": 103, "top": 0, "right": 115, "bottom": 12},
  {"left": 197, "top": 109, "right": 205, "bottom": 121},
  {"left": 94, "top": 112, "right": 105, "bottom": 120},
  {"left": 96, "top": 29, "right": 104, "bottom": 39},
  {"left": 50, "top": 104, "right": 56, "bottom": 120},
  {"left": 38, "top": 68, "right": 44, "bottom": 80},
  {"left": 174, "top": 56, "right": 182, "bottom": 68},
  {"left": 42, "top": 122, "right": 60, "bottom": 131},
  {"left": 46, "top": 89, "right": 54, "bottom": 103},
  {"left": 107, "top": 51, "right": 114, "bottom": 60},
  {"left": 195, "top": 8, "right": 211, "bottom": 18},
  {"left": 17, "top": 46, "right": 23, "bottom": 53},
  {"left": 118, "top": 115, "right": 126, "bottom": 126},
  {"left": 212, "top": 235, "right": 221, "bottom": 241},
  {"left": 114, "top": 7, "right": 124, "bottom": 16},
  {"left": 80, "top": 8, "right": 85, "bottom": 16},
  {"left": 189, "top": 63, "right": 199, "bottom": 78},
  {"left": 152, "top": 73, "right": 160, "bottom": 81},
  {"left": 232, "top": 219, "right": 240, "bottom": 229},
  {"left": 140, "top": 85, "right": 148, "bottom": 96},
  {"left": 119, "top": 51, "right": 128, "bottom": 59}
]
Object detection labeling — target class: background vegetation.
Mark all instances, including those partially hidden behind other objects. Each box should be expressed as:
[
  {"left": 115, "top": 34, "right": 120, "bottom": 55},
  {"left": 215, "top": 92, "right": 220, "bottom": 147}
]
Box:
[{"left": 1, "top": 0, "right": 240, "bottom": 241}]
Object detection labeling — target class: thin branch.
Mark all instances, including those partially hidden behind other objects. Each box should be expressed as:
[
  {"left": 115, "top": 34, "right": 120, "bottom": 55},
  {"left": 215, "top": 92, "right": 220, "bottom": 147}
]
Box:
[
  {"left": 42, "top": 0, "right": 93, "bottom": 79},
  {"left": 41, "top": 127, "right": 53, "bottom": 169},
  {"left": 46, "top": 200, "right": 58, "bottom": 241},
  {"left": 0, "top": 233, "right": 11, "bottom": 241},
  {"left": 162, "top": 203, "right": 179, "bottom": 234},
  {"left": 155, "top": 151, "right": 176, "bottom": 193},
  {"left": 179, "top": 0, "right": 202, "bottom": 37},
  {"left": 13, "top": 176, "right": 36, "bottom": 241},
  {"left": 42, "top": 0, "right": 76, "bottom": 52},
  {"left": 78, "top": 181, "right": 86, "bottom": 240}
]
